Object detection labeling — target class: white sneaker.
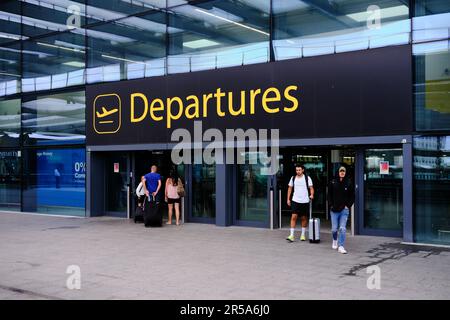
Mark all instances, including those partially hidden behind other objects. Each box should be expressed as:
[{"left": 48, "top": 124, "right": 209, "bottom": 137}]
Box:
[
  {"left": 332, "top": 240, "right": 338, "bottom": 250},
  {"left": 338, "top": 246, "right": 347, "bottom": 254}
]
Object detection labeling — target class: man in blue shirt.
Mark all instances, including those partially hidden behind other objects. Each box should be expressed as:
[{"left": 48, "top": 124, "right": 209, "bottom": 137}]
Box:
[{"left": 142, "top": 165, "right": 162, "bottom": 202}]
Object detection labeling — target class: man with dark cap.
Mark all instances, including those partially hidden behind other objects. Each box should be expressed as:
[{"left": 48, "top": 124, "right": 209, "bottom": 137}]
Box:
[{"left": 328, "top": 166, "right": 355, "bottom": 254}]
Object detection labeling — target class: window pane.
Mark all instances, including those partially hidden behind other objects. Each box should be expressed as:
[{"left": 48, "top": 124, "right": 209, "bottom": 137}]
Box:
[
  {"left": 87, "top": 11, "right": 166, "bottom": 83},
  {"left": 192, "top": 163, "right": 216, "bottom": 218},
  {"left": 364, "top": 148, "right": 403, "bottom": 231},
  {"left": 21, "top": 0, "right": 86, "bottom": 38},
  {"left": 168, "top": 0, "right": 270, "bottom": 73},
  {"left": 237, "top": 153, "right": 268, "bottom": 223},
  {"left": 22, "top": 32, "right": 86, "bottom": 92},
  {"left": 22, "top": 91, "right": 85, "bottom": 146},
  {"left": 414, "top": 41, "right": 450, "bottom": 131},
  {"left": 415, "top": 0, "right": 450, "bottom": 16},
  {"left": 413, "top": 0, "right": 450, "bottom": 44},
  {"left": 0, "top": 98, "right": 20, "bottom": 147},
  {"left": 87, "top": 0, "right": 166, "bottom": 24},
  {"left": 0, "top": 0, "right": 21, "bottom": 45},
  {"left": 414, "top": 136, "right": 450, "bottom": 245},
  {"left": 413, "top": 12, "right": 450, "bottom": 43},
  {"left": 0, "top": 150, "right": 21, "bottom": 211},
  {"left": 273, "top": 0, "right": 410, "bottom": 60},
  {"left": 23, "top": 147, "right": 86, "bottom": 216},
  {"left": 0, "top": 42, "right": 21, "bottom": 97}
]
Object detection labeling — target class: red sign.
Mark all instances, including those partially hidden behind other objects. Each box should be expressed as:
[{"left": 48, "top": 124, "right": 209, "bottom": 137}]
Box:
[
  {"left": 380, "top": 161, "right": 389, "bottom": 175},
  {"left": 114, "top": 163, "right": 119, "bottom": 173}
]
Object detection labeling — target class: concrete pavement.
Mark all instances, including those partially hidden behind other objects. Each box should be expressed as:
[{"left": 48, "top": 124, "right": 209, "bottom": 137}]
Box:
[{"left": 0, "top": 211, "right": 449, "bottom": 300}]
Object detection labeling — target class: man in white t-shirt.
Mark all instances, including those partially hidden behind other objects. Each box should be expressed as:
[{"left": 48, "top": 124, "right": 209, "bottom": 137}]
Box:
[{"left": 286, "top": 164, "right": 314, "bottom": 242}]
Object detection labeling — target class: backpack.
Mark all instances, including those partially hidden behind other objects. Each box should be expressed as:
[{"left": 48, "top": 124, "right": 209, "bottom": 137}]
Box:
[
  {"left": 290, "top": 174, "right": 311, "bottom": 200},
  {"left": 176, "top": 178, "right": 185, "bottom": 197}
]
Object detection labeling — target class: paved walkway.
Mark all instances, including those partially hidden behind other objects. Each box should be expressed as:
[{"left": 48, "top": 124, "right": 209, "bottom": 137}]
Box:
[{"left": 0, "top": 212, "right": 449, "bottom": 300}]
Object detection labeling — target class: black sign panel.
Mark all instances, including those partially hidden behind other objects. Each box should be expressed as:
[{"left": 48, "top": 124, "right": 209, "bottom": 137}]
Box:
[{"left": 86, "top": 45, "right": 412, "bottom": 146}]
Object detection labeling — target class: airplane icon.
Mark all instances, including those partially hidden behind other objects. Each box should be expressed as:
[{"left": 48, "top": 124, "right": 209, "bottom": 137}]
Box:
[
  {"left": 96, "top": 107, "right": 118, "bottom": 119},
  {"left": 93, "top": 93, "right": 121, "bottom": 134}
]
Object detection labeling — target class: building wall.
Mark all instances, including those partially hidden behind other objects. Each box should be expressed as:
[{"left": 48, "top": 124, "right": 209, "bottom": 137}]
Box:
[{"left": 0, "top": 0, "right": 449, "bottom": 245}]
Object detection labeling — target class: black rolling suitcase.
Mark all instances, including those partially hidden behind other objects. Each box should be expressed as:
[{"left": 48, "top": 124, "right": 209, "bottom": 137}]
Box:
[
  {"left": 134, "top": 206, "right": 144, "bottom": 223},
  {"left": 134, "top": 195, "right": 145, "bottom": 223},
  {"left": 144, "top": 196, "right": 162, "bottom": 227}
]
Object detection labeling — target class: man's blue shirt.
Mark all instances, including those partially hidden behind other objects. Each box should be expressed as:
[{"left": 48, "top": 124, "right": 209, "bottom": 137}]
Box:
[{"left": 144, "top": 172, "right": 161, "bottom": 193}]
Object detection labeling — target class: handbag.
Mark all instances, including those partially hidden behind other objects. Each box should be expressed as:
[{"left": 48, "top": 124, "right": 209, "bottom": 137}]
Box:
[{"left": 176, "top": 178, "right": 185, "bottom": 197}]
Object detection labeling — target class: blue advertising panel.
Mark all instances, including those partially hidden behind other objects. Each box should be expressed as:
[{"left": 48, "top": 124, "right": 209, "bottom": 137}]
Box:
[{"left": 35, "top": 148, "right": 85, "bottom": 214}]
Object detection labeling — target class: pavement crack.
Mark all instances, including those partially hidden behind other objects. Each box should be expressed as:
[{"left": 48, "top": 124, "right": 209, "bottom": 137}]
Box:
[
  {"left": 42, "top": 226, "right": 80, "bottom": 231},
  {"left": 0, "top": 284, "right": 64, "bottom": 300},
  {"left": 343, "top": 242, "right": 450, "bottom": 277},
  {"left": 15, "top": 261, "right": 41, "bottom": 268}
]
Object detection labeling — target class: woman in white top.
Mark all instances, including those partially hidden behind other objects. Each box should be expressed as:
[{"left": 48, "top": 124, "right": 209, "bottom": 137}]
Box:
[
  {"left": 165, "top": 170, "right": 183, "bottom": 225},
  {"left": 135, "top": 176, "right": 146, "bottom": 207}
]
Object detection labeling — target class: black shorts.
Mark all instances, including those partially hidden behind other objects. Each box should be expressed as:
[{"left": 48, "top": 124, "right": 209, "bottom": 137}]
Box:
[
  {"left": 291, "top": 201, "right": 309, "bottom": 216},
  {"left": 167, "top": 198, "right": 181, "bottom": 204}
]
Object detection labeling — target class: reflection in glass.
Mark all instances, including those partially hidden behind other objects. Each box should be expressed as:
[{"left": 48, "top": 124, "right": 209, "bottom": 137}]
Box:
[
  {"left": 87, "top": 0, "right": 165, "bottom": 22},
  {"left": 237, "top": 153, "right": 268, "bottom": 222},
  {"left": 87, "top": 10, "right": 166, "bottom": 83},
  {"left": 364, "top": 149, "right": 403, "bottom": 231},
  {"left": 0, "top": 150, "right": 21, "bottom": 211},
  {"left": 168, "top": 0, "right": 270, "bottom": 74},
  {"left": 273, "top": 0, "right": 410, "bottom": 60},
  {"left": 22, "top": 91, "right": 85, "bottom": 145},
  {"left": 105, "top": 155, "right": 127, "bottom": 213},
  {"left": 22, "top": 32, "right": 86, "bottom": 92},
  {"left": 414, "top": 136, "right": 450, "bottom": 244},
  {"left": 192, "top": 163, "right": 215, "bottom": 219},
  {"left": 0, "top": 99, "right": 20, "bottom": 147},
  {"left": 0, "top": 42, "right": 21, "bottom": 97},
  {"left": 292, "top": 154, "right": 327, "bottom": 217},
  {"left": 21, "top": 0, "right": 86, "bottom": 38},
  {"left": 415, "top": 0, "right": 450, "bottom": 16},
  {"left": 22, "top": 148, "right": 86, "bottom": 216},
  {"left": 0, "top": 1, "right": 21, "bottom": 46},
  {"left": 414, "top": 41, "right": 450, "bottom": 130}
]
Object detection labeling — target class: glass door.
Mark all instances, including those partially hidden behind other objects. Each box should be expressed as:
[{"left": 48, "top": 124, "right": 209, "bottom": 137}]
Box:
[
  {"left": 0, "top": 150, "right": 21, "bottom": 211},
  {"left": 235, "top": 152, "right": 272, "bottom": 227},
  {"left": 363, "top": 148, "right": 403, "bottom": 235},
  {"left": 278, "top": 149, "right": 328, "bottom": 229},
  {"left": 190, "top": 163, "right": 216, "bottom": 223},
  {"left": 105, "top": 153, "right": 129, "bottom": 217}
]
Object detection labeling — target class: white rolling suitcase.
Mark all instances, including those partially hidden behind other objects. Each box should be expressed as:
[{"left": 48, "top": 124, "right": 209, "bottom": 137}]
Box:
[{"left": 308, "top": 201, "right": 320, "bottom": 243}]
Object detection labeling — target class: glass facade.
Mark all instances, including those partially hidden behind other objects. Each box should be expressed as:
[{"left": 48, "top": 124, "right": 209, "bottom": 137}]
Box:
[
  {"left": 364, "top": 149, "right": 403, "bottom": 232},
  {"left": 168, "top": 0, "right": 270, "bottom": 73},
  {"left": 273, "top": 0, "right": 410, "bottom": 60},
  {"left": 22, "top": 147, "right": 85, "bottom": 216},
  {"left": 22, "top": 91, "right": 85, "bottom": 146},
  {"left": 0, "top": 98, "right": 20, "bottom": 147},
  {"left": 237, "top": 153, "right": 269, "bottom": 223},
  {"left": 0, "top": 150, "right": 21, "bottom": 211},
  {"left": 192, "top": 163, "right": 216, "bottom": 219},
  {"left": 0, "top": 1, "right": 448, "bottom": 244},
  {"left": 414, "top": 136, "right": 450, "bottom": 244},
  {"left": 414, "top": 41, "right": 450, "bottom": 131},
  {"left": 411, "top": 0, "right": 450, "bottom": 244},
  {"left": 1, "top": 0, "right": 422, "bottom": 97},
  {"left": 87, "top": 11, "right": 166, "bottom": 83}
]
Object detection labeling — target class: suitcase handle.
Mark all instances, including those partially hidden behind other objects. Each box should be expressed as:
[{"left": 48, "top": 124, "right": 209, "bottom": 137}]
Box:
[{"left": 309, "top": 200, "right": 313, "bottom": 220}]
